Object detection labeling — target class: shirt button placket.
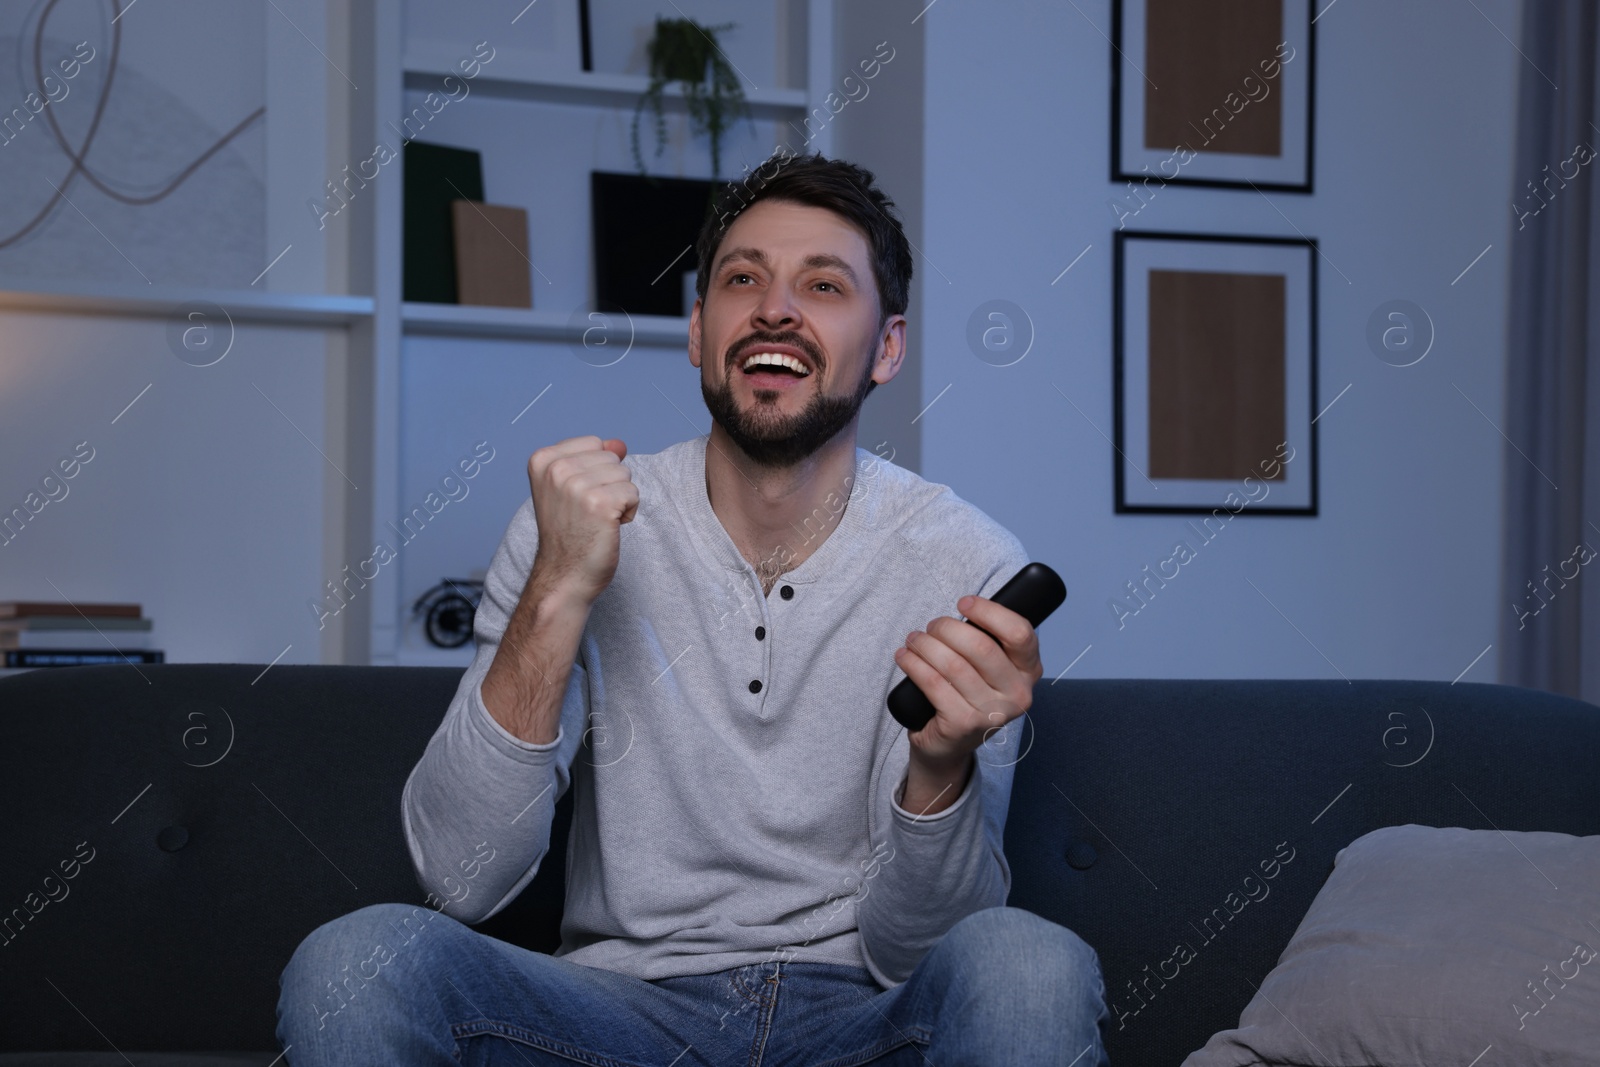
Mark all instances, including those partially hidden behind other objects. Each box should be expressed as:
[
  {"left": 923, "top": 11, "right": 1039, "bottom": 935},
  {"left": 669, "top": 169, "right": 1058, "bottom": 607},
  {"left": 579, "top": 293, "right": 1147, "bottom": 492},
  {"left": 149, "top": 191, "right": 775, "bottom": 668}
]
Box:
[
  {"left": 752, "top": 587, "right": 793, "bottom": 698},
  {"left": 750, "top": 580, "right": 776, "bottom": 699}
]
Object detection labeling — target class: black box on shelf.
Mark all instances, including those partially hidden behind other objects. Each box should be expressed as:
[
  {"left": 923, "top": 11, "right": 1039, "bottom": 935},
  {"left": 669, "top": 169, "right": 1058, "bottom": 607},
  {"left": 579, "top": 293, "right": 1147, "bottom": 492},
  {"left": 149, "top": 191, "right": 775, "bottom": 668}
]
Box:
[{"left": 591, "top": 172, "right": 717, "bottom": 318}]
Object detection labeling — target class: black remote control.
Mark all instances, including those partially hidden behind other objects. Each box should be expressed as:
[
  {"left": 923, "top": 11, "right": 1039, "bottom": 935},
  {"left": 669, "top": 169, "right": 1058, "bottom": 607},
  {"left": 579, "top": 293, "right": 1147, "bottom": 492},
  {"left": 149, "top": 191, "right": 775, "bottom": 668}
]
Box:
[{"left": 887, "top": 562, "right": 1068, "bottom": 732}]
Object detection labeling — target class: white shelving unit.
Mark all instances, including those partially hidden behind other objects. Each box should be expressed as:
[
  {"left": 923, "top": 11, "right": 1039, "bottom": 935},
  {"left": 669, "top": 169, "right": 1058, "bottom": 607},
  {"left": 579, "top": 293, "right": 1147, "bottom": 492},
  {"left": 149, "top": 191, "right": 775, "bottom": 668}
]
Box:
[
  {"left": 402, "top": 49, "right": 810, "bottom": 114},
  {"left": 401, "top": 301, "right": 692, "bottom": 345},
  {"left": 348, "top": 1, "right": 836, "bottom": 667},
  {"left": 0, "top": 280, "right": 372, "bottom": 327}
]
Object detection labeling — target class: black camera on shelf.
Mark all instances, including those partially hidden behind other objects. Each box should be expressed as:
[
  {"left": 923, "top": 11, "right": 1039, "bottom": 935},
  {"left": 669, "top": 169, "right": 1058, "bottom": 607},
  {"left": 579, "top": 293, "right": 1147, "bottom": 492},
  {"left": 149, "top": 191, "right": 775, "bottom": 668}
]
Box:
[{"left": 410, "top": 578, "right": 485, "bottom": 649}]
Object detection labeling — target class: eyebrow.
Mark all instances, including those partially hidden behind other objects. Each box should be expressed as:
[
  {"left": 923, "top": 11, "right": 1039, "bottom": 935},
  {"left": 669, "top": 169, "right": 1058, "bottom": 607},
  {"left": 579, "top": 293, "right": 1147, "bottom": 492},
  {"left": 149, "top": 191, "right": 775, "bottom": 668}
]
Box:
[{"left": 713, "top": 246, "right": 861, "bottom": 289}]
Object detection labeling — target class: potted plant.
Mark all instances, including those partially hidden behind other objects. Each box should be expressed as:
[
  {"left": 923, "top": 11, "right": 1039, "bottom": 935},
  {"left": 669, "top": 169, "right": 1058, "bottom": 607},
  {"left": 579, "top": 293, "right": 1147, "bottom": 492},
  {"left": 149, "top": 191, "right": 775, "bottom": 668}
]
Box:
[{"left": 631, "top": 15, "right": 751, "bottom": 180}]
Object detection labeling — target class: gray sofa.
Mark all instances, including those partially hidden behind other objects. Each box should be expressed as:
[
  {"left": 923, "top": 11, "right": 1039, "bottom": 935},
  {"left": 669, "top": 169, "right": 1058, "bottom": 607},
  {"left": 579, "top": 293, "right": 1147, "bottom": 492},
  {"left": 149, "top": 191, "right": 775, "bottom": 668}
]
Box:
[{"left": 1, "top": 663, "right": 1597, "bottom": 1065}]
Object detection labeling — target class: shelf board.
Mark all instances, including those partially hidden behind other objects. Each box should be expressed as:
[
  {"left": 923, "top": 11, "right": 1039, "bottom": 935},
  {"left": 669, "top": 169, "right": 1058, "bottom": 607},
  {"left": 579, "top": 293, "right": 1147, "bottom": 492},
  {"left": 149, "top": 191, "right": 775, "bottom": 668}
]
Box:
[
  {"left": 403, "top": 301, "right": 691, "bottom": 346},
  {"left": 0, "top": 280, "right": 374, "bottom": 326},
  {"left": 403, "top": 51, "right": 810, "bottom": 117}
]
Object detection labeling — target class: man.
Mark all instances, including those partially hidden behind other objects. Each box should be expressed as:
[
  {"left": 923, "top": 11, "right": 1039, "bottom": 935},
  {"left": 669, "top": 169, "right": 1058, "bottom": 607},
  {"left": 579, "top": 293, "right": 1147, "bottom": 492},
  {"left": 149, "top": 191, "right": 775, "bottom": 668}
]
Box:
[{"left": 277, "top": 151, "right": 1107, "bottom": 1064}]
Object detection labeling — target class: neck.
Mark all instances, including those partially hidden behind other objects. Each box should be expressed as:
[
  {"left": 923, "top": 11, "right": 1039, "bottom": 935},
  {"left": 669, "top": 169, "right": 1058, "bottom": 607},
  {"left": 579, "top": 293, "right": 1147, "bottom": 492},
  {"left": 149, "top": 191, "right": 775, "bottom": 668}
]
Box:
[{"left": 704, "top": 424, "right": 860, "bottom": 583}]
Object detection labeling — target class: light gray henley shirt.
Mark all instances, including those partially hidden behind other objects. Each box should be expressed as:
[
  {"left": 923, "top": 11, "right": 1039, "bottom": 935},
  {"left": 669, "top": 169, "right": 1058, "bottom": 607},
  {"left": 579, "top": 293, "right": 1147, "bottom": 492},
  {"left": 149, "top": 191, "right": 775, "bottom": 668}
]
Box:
[{"left": 401, "top": 433, "right": 1031, "bottom": 989}]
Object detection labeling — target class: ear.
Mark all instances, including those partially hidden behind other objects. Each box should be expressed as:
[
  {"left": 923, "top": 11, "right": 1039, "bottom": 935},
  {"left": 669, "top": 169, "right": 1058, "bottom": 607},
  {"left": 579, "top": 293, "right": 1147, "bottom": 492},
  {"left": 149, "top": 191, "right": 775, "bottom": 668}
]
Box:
[
  {"left": 688, "top": 298, "right": 703, "bottom": 369},
  {"left": 873, "top": 314, "right": 908, "bottom": 385}
]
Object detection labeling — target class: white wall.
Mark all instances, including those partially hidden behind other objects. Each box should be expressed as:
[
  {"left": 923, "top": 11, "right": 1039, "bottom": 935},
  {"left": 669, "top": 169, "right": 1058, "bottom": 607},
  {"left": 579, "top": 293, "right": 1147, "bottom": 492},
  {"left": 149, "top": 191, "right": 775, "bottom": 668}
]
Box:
[
  {"left": 0, "top": 311, "right": 345, "bottom": 665},
  {"left": 912, "top": 0, "right": 1521, "bottom": 682},
  {"left": 831, "top": 0, "right": 926, "bottom": 476}
]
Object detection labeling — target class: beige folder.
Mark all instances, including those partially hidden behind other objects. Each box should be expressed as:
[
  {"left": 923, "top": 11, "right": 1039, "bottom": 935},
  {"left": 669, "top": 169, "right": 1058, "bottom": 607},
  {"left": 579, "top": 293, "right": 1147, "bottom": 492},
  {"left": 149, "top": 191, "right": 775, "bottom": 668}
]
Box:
[{"left": 450, "top": 200, "right": 533, "bottom": 308}]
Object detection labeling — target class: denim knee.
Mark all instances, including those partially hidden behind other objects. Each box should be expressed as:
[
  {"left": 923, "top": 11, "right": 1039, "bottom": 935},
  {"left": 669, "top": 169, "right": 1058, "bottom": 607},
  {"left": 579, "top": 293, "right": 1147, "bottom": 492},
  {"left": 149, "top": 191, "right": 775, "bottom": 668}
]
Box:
[
  {"left": 942, "top": 906, "right": 1103, "bottom": 996},
  {"left": 278, "top": 902, "right": 456, "bottom": 1039}
]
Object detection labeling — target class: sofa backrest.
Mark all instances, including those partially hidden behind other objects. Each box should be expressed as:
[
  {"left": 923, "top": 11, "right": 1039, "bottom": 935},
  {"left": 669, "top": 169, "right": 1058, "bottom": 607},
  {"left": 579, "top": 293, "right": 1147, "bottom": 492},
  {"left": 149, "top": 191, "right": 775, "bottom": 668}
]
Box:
[
  {"left": 2, "top": 665, "right": 1596, "bottom": 1064},
  {"left": 0, "top": 664, "right": 564, "bottom": 1054},
  {"left": 1003, "top": 677, "right": 1600, "bottom": 1064}
]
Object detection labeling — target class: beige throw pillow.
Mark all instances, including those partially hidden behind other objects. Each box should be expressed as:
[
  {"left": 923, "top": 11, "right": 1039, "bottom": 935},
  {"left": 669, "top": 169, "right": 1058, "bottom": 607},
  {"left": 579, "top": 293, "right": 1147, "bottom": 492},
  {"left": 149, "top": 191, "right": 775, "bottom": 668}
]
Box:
[{"left": 1183, "top": 824, "right": 1600, "bottom": 1067}]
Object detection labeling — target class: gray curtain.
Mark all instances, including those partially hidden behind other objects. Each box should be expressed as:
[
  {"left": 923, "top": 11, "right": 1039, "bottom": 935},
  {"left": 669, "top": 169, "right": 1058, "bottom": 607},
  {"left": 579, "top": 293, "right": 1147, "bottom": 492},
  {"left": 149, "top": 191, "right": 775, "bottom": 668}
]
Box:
[{"left": 1501, "top": 0, "right": 1600, "bottom": 704}]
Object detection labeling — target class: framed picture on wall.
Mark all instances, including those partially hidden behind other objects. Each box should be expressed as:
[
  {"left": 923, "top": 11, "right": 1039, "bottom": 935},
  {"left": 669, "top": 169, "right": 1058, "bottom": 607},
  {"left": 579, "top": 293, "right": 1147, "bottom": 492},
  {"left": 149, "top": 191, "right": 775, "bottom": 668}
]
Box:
[
  {"left": 1113, "top": 231, "right": 1318, "bottom": 515},
  {"left": 1111, "top": 0, "right": 1315, "bottom": 192}
]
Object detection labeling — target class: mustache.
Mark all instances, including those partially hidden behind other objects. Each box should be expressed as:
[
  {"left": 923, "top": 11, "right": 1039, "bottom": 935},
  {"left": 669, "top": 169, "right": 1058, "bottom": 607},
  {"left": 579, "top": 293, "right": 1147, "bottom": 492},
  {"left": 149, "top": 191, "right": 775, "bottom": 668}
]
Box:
[{"left": 728, "top": 333, "right": 823, "bottom": 370}]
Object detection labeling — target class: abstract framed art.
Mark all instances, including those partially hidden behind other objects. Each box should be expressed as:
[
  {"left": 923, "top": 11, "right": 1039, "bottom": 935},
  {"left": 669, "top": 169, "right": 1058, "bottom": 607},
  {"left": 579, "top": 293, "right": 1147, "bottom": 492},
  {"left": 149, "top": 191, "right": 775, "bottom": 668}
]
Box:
[
  {"left": 1113, "top": 231, "right": 1318, "bottom": 516},
  {"left": 1111, "top": 0, "right": 1315, "bottom": 192}
]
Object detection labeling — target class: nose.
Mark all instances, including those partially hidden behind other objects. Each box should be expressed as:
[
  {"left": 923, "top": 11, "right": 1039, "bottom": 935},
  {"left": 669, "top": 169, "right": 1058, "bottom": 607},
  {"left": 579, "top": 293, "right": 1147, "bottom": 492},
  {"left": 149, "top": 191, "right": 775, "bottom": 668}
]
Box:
[{"left": 754, "top": 284, "right": 800, "bottom": 330}]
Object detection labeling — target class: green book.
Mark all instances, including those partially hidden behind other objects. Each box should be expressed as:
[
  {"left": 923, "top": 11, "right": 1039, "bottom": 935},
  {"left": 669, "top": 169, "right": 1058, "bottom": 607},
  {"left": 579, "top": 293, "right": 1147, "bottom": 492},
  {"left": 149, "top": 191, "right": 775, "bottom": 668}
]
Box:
[{"left": 403, "top": 141, "right": 484, "bottom": 304}]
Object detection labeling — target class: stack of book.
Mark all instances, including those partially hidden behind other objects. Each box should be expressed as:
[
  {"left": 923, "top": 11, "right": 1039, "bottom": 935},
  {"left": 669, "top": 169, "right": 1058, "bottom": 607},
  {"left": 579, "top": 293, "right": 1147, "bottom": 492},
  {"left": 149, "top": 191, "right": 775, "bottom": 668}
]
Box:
[{"left": 0, "top": 601, "right": 164, "bottom": 669}]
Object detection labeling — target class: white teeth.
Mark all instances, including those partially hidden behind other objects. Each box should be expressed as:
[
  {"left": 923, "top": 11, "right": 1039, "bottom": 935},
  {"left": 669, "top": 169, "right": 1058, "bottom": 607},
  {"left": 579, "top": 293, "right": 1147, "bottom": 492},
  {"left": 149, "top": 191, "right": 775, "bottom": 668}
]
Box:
[{"left": 742, "top": 352, "right": 810, "bottom": 375}]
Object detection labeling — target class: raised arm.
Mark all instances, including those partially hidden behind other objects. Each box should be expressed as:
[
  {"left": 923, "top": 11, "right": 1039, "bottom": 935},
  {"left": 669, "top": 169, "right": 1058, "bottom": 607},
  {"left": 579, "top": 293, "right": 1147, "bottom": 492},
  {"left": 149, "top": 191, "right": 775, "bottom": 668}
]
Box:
[{"left": 401, "top": 436, "right": 638, "bottom": 923}]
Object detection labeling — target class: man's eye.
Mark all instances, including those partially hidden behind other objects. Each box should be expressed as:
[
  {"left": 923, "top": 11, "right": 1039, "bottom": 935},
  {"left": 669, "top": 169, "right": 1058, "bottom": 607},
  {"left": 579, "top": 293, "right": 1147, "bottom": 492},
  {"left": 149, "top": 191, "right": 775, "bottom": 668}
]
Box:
[
  {"left": 728, "top": 273, "right": 753, "bottom": 285},
  {"left": 815, "top": 281, "right": 837, "bottom": 292}
]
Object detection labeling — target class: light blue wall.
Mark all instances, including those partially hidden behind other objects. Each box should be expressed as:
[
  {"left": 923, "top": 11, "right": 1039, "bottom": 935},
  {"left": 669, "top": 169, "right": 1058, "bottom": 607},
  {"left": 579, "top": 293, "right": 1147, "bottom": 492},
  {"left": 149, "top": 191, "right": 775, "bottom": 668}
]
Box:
[{"left": 911, "top": 0, "right": 1521, "bottom": 681}]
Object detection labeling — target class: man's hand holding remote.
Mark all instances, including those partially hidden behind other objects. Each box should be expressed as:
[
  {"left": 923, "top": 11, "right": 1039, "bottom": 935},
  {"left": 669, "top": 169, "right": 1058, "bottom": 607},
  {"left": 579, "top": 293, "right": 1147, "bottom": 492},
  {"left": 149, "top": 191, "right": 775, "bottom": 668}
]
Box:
[{"left": 891, "top": 594, "right": 1043, "bottom": 815}]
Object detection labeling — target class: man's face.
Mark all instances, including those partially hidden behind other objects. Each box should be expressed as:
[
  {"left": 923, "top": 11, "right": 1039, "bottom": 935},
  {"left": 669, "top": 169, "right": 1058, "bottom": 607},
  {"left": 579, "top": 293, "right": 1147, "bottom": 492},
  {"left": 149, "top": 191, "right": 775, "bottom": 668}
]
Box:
[{"left": 690, "top": 198, "right": 899, "bottom": 470}]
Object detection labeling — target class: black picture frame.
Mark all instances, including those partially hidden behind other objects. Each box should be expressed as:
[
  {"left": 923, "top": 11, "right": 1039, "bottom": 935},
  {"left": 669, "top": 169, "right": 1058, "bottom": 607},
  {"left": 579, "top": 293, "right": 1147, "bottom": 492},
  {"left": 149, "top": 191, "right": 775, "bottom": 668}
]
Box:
[
  {"left": 578, "top": 0, "right": 593, "bottom": 72},
  {"left": 1111, "top": 0, "right": 1316, "bottom": 193},
  {"left": 1112, "top": 230, "right": 1319, "bottom": 516}
]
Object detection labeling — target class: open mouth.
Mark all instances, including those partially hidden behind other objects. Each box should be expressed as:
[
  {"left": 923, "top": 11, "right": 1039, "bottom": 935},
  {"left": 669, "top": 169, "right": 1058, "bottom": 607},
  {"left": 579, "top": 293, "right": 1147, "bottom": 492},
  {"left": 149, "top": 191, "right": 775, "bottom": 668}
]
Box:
[{"left": 739, "top": 351, "right": 813, "bottom": 386}]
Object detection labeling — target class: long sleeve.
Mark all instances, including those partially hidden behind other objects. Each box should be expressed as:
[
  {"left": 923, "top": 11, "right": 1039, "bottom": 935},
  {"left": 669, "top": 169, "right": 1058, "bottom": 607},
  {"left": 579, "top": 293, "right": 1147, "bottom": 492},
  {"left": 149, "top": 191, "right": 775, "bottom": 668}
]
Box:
[
  {"left": 854, "top": 544, "right": 1029, "bottom": 988},
  {"left": 400, "top": 497, "right": 590, "bottom": 924},
  {"left": 856, "top": 726, "right": 1018, "bottom": 987}
]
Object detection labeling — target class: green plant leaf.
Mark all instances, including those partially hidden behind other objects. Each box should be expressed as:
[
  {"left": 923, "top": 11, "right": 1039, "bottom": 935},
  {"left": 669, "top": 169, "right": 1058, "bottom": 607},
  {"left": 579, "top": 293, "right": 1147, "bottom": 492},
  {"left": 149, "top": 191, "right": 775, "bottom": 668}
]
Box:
[{"left": 630, "top": 16, "right": 752, "bottom": 179}]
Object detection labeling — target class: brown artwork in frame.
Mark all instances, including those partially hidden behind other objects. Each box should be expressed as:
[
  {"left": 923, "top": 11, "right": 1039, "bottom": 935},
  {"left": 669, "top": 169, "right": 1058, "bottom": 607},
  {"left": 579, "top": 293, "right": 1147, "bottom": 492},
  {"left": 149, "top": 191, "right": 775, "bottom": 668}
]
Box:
[
  {"left": 1112, "top": 0, "right": 1315, "bottom": 193},
  {"left": 1147, "top": 268, "right": 1286, "bottom": 481},
  {"left": 1114, "top": 231, "right": 1318, "bottom": 515}
]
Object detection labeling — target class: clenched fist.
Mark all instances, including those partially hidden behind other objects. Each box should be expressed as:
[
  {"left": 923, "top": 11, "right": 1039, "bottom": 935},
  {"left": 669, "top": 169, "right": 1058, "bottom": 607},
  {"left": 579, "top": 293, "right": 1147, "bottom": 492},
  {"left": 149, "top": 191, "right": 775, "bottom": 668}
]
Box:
[{"left": 526, "top": 436, "right": 639, "bottom": 607}]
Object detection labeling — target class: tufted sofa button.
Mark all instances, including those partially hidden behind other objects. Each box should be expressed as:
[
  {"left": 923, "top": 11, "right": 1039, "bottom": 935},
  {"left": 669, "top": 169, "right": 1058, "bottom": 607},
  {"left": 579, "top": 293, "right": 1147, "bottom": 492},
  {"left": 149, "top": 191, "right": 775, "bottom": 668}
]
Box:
[
  {"left": 1065, "top": 840, "right": 1097, "bottom": 870},
  {"left": 158, "top": 826, "right": 190, "bottom": 852}
]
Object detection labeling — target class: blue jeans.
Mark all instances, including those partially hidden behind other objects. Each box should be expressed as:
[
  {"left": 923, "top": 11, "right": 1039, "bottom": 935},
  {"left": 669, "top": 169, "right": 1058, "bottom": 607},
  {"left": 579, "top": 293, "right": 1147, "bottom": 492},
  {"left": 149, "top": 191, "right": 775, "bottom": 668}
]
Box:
[{"left": 276, "top": 903, "right": 1109, "bottom": 1066}]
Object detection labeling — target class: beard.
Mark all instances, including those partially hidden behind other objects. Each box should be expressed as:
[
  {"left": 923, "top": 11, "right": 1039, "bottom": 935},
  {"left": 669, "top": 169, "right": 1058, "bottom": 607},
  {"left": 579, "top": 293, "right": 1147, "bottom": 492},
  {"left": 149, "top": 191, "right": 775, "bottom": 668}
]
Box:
[{"left": 700, "top": 337, "right": 878, "bottom": 470}]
